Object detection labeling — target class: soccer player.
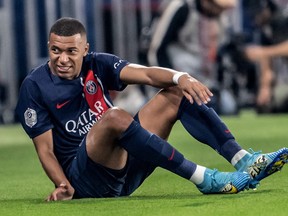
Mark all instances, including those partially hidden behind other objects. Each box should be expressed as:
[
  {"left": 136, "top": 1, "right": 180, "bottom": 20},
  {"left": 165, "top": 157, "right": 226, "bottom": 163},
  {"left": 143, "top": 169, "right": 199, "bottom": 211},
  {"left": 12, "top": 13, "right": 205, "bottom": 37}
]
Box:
[{"left": 16, "top": 17, "right": 287, "bottom": 201}]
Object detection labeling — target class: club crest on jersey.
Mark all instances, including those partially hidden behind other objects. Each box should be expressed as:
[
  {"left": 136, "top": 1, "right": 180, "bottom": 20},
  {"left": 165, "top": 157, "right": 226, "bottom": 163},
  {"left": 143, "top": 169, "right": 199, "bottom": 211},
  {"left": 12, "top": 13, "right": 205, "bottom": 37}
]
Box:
[
  {"left": 24, "top": 108, "right": 37, "bottom": 128},
  {"left": 85, "top": 80, "right": 97, "bottom": 95}
]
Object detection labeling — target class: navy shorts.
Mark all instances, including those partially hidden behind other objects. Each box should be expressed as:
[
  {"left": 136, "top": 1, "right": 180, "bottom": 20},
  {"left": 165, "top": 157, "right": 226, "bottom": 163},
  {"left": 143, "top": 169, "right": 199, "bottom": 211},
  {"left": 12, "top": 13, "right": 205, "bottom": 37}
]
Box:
[{"left": 67, "top": 117, "right": 156, "bottom": 199}]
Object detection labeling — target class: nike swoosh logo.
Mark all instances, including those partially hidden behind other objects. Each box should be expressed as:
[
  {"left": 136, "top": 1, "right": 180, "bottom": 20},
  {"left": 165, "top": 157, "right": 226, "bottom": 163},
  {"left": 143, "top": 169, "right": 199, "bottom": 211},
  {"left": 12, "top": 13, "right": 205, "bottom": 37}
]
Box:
[{"left": 56, "top": 100, "right": 70, "bottom": 109}]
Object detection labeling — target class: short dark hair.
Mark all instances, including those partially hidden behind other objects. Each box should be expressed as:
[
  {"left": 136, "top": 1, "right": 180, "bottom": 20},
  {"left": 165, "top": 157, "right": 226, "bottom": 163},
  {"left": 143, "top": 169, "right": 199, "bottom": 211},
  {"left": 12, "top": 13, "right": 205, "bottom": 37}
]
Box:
[{"left": 49, "top": 17, "right": 87, "bottom": 37}]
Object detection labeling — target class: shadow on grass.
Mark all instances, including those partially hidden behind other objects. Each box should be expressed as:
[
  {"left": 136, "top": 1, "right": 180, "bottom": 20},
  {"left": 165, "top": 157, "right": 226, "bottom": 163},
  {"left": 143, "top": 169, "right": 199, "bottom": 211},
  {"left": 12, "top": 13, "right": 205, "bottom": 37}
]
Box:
[
  {"left": 0, "top": 198, "right": 46, "bottom": 205},
  {"left": 0, "top": 193, "right": 201, "bottom": 205},
  {"left": 0, "top": 189, "right": 275, "bottom": 206}
]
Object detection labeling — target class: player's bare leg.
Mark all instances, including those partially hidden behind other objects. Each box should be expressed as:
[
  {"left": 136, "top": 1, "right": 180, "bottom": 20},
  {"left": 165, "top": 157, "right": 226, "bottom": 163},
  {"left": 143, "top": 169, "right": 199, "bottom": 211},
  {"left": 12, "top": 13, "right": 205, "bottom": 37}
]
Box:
[
  {"left": 85, "top": 107, "right": 132, "bottom": 170},
  {"left": 138, "top": 87, "right": 182, "bottom": 140}
]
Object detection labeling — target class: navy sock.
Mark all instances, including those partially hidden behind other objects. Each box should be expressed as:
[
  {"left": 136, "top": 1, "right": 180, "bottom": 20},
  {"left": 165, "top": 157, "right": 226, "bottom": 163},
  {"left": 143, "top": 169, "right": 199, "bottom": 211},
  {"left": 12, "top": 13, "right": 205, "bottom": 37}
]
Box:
[
  {"left": 177, "top": 98, "right": 242, "bottom": 162},
  {"left": 119, "top": 120, "right": 197, "bottom": 180}
]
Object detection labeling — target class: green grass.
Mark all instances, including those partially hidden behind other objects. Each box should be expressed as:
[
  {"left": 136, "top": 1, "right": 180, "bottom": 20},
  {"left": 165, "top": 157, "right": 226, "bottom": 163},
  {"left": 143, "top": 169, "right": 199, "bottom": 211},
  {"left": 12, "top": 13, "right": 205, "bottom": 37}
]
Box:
[{"left": 0, "top": 110, "right": 288, "bottom": 216}]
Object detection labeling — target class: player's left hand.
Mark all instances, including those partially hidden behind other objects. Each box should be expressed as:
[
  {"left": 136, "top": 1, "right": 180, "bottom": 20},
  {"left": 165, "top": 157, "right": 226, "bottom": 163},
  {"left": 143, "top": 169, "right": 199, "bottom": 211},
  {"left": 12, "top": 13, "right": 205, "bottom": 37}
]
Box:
[
  {"left": 178, "top": 74, "right": 213, "bottom": 105},
  {"left": 46, "top": 183, "right": 75, "bottom": 201}
]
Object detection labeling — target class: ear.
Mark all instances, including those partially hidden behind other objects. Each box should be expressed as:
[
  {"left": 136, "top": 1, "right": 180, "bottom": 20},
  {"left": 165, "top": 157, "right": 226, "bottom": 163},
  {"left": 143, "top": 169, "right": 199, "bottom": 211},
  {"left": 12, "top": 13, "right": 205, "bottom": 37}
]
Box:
[{"left": 84, "top": 43, "right": 90, "bottom": 56}]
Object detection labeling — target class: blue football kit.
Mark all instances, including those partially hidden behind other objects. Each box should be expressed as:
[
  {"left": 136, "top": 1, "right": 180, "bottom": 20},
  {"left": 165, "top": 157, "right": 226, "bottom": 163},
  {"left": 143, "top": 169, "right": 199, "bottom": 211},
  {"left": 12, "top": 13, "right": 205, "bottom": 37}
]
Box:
[
  {"left": 16, "top": 52, "right": 156, "bottom": 198},
  {"left": 16, "top": 51, "right": 255, "bottom": 198}
]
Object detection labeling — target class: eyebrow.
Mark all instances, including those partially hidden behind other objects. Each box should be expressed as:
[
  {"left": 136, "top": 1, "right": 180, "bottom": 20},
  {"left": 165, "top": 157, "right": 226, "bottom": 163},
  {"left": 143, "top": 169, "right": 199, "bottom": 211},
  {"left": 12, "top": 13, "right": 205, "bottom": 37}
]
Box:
[{"left": 50, "top": 45, "right": 78, "bottom": 51}]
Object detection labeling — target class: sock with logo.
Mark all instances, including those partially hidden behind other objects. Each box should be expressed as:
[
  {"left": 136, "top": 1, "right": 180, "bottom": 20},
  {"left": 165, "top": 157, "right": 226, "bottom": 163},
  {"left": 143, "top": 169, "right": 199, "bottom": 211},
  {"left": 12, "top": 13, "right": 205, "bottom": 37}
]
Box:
[
  {"left": 119, "top": 120, "right": 197, "bottom": 180},
  {"left": 177, "top": 98, "right": 243, "bottom": 162}
]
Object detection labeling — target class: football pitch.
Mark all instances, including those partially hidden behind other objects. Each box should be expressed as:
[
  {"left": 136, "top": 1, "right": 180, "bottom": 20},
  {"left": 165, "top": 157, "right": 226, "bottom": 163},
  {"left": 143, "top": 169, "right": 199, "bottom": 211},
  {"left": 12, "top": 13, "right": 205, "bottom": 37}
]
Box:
[{"left": 0, "top": 110, "right": 287, "bottom": 216}]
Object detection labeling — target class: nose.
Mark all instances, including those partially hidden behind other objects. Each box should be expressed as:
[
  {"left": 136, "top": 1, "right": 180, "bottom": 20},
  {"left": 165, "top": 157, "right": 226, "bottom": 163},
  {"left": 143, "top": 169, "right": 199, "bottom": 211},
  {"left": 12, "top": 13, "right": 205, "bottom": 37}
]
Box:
[{"left": 59, "top": 52, "right": 69, "bottom": 63}]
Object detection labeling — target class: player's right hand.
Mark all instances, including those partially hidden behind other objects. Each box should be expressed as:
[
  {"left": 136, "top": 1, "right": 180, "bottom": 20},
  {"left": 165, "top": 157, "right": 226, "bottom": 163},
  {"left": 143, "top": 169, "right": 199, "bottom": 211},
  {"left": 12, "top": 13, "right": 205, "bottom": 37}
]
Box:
[
  {"left": 178, "top": 74, "right": 213, "bottom": 105},
  {"left": 46, "top": 183, "right": 75, "bottom": 201}
]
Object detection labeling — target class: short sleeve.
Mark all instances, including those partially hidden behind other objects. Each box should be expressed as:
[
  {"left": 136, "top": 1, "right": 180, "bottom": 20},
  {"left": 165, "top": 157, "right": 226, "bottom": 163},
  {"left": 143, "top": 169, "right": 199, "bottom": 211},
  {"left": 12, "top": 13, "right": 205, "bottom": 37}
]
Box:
[
  {"left": 93, "top": 53, "right": 129, "bottom": 91},
  {"left": 16, "top": 78, "right": 53, "bottom": 138}
]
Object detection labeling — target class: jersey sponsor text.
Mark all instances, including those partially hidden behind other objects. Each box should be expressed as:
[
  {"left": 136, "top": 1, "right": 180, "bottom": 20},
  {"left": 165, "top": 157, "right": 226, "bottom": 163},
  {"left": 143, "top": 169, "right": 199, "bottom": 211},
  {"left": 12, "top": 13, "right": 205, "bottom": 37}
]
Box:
[{"left": 65, "top": 101, "right": 106, "bottom": 136}]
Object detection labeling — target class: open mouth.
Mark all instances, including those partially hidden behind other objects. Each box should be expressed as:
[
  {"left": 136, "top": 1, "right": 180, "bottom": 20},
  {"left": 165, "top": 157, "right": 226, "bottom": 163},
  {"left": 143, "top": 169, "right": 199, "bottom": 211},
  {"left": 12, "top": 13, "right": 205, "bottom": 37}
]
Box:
[{"left": 57, "top": 66, "right": 72, "bottom": 72}]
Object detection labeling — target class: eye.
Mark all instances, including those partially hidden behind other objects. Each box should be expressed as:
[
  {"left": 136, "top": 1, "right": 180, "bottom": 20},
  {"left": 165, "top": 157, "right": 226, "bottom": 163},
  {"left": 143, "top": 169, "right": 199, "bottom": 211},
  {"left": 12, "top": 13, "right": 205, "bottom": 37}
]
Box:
[
  {"left": 68, "top": 49, "right": 78, "bottom": 54},
  {"left": 51, "top": 47, "right": 60, "bottom": 53}
]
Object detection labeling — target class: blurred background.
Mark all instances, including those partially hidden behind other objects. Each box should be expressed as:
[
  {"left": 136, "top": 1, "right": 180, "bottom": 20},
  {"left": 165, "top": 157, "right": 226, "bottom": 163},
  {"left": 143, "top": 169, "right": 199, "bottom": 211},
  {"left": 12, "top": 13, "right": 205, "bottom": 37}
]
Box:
[{"left": 0, "top": 0, "right": 288, "bottom": 124}]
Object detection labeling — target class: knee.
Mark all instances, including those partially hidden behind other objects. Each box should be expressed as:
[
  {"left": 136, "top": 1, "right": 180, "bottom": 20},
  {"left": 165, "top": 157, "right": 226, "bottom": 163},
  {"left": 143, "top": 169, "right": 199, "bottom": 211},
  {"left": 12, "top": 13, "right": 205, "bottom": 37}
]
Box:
[
  {"left": 160, "top": 86, "right": 183, "bottom": 107},
  {"left": 166, "top": 86, "right": 183, "bottom": 96},
  {"left": 101, "top": 107, "right": 133, "bottom": 132}
]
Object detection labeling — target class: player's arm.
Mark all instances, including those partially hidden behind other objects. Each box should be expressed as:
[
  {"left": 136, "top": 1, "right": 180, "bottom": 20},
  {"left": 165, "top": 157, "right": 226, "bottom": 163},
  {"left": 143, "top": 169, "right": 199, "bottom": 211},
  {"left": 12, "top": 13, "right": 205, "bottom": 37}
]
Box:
[
  {"left": 120, "top": 63, "right": 213, "bottom": 105},
  {"left": 32, "top": 129, "right": 74, "bottom": 201}
]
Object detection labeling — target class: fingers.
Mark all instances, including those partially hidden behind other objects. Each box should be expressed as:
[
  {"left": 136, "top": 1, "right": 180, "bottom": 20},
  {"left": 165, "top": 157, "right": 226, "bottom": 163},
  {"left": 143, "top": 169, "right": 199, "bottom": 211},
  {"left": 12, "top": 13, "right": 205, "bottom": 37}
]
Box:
[
  {"left": 184, "top": 90, "right": 210, "bottom": 105},
  {"left": 45, "top": 186, "right": 65, "bottom": 202},
  {"left": 182, "top": 78, "right": 213, "bottom": 105},
  {"left": 45, "top": 183, "right": 74, "bottom": 202},
  {"left": 46, "top": 195, "right": 51, "bottom": 202},
  {"left": 46, "top": 194, "right": 55, "bottom": 202},
  {"left": 46, "top": 192, "right": 58, "bottom": 202}
]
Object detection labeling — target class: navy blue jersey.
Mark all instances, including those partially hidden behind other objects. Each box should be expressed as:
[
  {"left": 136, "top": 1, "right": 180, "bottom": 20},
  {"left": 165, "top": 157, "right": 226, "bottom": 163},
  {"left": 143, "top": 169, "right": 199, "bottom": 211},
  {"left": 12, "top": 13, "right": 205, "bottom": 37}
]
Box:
[{"left": 16, "top": 52, "right": 129, "bottom": 171}]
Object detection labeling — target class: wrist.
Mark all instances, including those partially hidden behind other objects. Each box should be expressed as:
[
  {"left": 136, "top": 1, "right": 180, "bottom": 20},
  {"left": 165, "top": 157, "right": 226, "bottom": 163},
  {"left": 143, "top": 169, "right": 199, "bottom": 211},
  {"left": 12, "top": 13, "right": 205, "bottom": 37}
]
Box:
[
  {"left": 172, "top": 72, "right": 188, "bottom": 84},
  {"left": 58, "top": 182, "right": 75, "bottom": 193},
  {"left": 58, "top": 182, "right": 67, "bottom": 187},
  {"left": 57, "top": 181, "right": 71, "bottom": 189}
]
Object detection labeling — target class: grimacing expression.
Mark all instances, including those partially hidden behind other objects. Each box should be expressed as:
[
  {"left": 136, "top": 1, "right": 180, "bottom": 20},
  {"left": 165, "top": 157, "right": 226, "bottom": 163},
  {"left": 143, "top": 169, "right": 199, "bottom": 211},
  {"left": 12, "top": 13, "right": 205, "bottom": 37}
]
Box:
[{"left": 48, "top": 33, "right": 89, "bottom": 80}]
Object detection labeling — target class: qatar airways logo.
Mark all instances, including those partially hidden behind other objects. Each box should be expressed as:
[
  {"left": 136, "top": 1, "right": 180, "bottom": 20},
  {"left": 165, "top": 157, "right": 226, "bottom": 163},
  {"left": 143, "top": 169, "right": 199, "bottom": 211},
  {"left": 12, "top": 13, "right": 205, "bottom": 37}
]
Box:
[{"left": 65, "top": 101, "right": 106, "bottom": 136}]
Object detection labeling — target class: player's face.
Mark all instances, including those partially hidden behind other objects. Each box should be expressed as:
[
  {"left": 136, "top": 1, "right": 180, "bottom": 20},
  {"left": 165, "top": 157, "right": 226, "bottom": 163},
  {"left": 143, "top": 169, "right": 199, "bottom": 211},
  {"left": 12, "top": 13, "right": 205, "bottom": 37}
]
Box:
[{"left": 48, "top": 33, "right": 89, "bottom": 80}]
